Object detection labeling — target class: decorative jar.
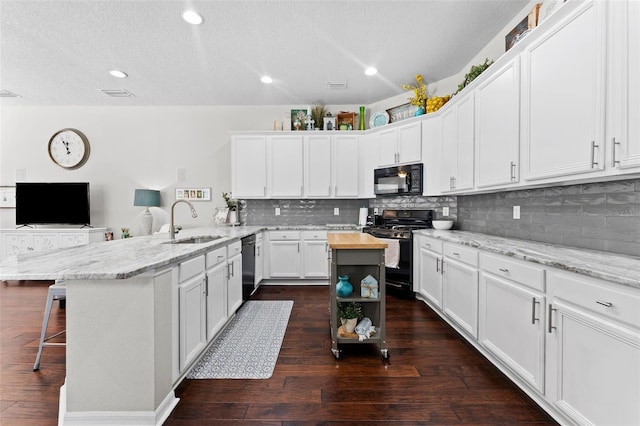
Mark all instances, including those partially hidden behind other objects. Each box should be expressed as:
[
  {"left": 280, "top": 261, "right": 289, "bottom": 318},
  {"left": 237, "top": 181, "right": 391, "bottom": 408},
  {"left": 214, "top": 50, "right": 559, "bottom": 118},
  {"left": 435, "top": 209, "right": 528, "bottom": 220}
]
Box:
[{"left": 336, "top": 275, "right": 353, "bottom": 297}]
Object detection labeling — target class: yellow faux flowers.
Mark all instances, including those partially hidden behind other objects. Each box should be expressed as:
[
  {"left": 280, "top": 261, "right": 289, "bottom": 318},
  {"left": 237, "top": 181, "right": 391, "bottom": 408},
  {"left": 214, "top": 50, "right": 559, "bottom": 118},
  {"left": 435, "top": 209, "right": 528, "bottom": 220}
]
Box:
[{"left": 401, "top": 74, "right": 427, "bottom": 109}]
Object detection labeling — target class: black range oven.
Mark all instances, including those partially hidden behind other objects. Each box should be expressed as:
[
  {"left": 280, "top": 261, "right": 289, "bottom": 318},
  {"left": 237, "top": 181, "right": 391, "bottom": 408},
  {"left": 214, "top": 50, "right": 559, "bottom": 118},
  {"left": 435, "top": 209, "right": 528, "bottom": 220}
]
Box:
[{"left": 362, "top": 209, "right": 433, "bottom": 298}]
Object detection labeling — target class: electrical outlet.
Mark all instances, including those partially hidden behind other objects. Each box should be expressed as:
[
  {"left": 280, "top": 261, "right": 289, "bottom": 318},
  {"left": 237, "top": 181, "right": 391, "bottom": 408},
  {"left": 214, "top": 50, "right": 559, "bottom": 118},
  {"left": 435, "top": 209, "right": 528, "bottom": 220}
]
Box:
[
  {"left": 443, "top": 206, "right": 450, "bottom": 216},
  {"left": 275, "top": 207, "right": 281, "bottom": 216},
  {"left": 334, "top": 207, "right": 340, "bottom": 215},
  {"left": 513, "top": 205, "right": 520, "bottom": 220}
]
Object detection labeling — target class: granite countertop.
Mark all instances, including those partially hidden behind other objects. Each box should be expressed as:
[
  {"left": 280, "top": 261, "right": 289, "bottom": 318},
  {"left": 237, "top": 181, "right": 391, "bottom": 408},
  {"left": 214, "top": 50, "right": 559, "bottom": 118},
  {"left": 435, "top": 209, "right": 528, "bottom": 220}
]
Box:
[
  {"left": 413, "top": 229, "right": 640, "bottom": 289},
  {"left": 0, "top": 224, "right": 362, "bottom": 281}
]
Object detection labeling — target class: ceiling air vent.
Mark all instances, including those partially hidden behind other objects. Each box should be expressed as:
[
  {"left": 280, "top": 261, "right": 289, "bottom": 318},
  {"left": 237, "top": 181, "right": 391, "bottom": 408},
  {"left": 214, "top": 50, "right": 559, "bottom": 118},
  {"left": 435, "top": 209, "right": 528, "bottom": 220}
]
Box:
[
  {"left": 0, "top": 89, "right": 21, "bottom": 98},
  {"left": 326, "top": 81, "right": 348, "bottom": 90},
  {"left": 99, "top": 89, "right": 135, "bottom": 98}
]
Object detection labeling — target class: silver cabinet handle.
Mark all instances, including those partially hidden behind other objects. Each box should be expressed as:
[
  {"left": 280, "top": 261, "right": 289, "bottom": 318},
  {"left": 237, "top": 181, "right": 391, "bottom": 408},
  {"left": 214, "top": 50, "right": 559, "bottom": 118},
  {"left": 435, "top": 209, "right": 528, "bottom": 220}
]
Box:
[
  {"left": 531, "top": 298, "right": 540, "bottom": 324},
  {"left": 510, "top": 162, "right": 516, "bottom": 181},
  {"left": 590, "top": 141, "right": 599, "bottom": 168},
  {"left": 204, "top": 275, "right": 209, "bottom": 296},
  {"left": 441, "top": 259, "right": 445, "bottom": 274},
  {"left": 548, "top": 304, "right": 557, "bottom": 333},
  {"left": 297, "top": 242, "right": 300, "bottom": 253},
  {"left": 435, "top": 257, "right": 440, "bottom": 273},
  {"left": 263, "top": 186, "right": 266, "bottom": 196},
  {"left": 596, "top": 300, "right": 613, "bottom": 308},
  {"left": 612, "top": 137, "right": 620, "bottom": 167},
  {"left": 424, "top": 242, "right": 431, "bottom": 248},
  {"left": 499, "top": 268, "right": 509, "bottom": 273},
  {"left": 227, "top": 263, "right": 232, "bottom": 279},
  {"left": 256, "top": 246, "right": 260, "bottom": 256},
  {"left": 452, "top": 252, "right": 460, "bottom": 256}
]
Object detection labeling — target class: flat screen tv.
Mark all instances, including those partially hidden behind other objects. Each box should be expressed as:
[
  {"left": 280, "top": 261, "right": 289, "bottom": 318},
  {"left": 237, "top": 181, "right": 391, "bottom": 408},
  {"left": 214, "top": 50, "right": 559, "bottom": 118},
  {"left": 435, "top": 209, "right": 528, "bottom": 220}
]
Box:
[{"left": 16, "top": 182, "right": 90, "bottom": 226}]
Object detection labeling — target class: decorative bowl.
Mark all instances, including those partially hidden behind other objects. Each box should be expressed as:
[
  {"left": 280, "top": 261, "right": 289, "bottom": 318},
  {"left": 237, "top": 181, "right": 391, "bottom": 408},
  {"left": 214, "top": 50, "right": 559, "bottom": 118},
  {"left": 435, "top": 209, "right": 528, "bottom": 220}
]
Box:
[{"left": 432, "top": 220, "right": 454, "bottom": 230}]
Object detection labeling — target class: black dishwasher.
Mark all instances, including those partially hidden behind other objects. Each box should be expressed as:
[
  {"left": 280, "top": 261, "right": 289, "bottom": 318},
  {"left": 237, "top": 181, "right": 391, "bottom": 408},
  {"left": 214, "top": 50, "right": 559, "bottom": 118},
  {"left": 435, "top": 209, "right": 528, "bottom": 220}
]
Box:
[{"left": 241, "top": 234, "right": 256, "bottom": 301}]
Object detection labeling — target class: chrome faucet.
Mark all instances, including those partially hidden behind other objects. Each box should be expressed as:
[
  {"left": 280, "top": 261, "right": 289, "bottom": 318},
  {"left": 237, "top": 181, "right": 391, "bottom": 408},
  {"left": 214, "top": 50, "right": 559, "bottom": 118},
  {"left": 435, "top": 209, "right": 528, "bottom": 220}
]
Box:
[{"left": 170, "top": 199, "right": 198, "bottom": 240}]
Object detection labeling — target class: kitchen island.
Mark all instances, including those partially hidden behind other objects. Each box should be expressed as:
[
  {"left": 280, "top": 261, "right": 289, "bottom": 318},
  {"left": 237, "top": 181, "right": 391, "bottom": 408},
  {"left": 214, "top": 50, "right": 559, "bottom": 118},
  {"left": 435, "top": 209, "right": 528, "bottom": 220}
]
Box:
[{"left": 0, "top": 225, "right": 264, "bottom": 426}]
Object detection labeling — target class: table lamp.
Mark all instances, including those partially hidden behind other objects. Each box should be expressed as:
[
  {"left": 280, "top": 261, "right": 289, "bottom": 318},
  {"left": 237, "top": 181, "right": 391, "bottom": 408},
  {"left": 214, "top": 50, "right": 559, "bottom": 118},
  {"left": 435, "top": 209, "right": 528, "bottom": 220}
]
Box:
[{"left": 134, "top": 189, "right": 161, "bottom": 236}]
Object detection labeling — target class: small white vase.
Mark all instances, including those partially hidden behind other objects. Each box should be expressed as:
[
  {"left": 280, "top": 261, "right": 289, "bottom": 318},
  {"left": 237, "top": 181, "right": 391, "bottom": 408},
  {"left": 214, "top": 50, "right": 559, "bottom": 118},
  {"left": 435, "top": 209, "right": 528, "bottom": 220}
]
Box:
[{"left": 228, "top": 210, "right": 237, "bottom": 224}]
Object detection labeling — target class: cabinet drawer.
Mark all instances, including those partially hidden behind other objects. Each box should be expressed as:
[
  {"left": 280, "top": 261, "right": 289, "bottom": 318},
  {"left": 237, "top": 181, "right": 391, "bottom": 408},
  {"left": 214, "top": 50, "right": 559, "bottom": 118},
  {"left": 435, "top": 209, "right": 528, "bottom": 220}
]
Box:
[
  {"left": 227, "top": 240, "right": 242, "bottom": 257},
  {"left": 480, "top": 252, "right": 545, "bottom": 292},
  {"left": 206, "top": 247, "right": 227, "bottom": 268},
  {"left": 255, "top": 232, "right": 263, "bottom": 244},
  {"left": 549, "top": 269, "right": 640, "bottom": 329},
  {"left": 269, "top": 230, "right": 300, "bottom": 240},
  {"left": 179, "top": 255, "right": 205, "bottom": 282},
  {"left": 417, "top": 236, "right": 443, "bottom": 254},
  {"left": 443, "top": 243, "right": 478, "bottom": 267},
  {"left": 301, "top": 230, "right": 327, "bottom": 240}
]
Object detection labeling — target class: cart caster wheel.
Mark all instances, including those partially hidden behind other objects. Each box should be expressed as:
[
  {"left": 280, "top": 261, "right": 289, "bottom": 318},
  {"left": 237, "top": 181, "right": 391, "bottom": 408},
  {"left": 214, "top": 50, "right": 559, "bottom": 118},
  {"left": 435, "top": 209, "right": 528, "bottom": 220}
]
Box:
[
  {"left": 332, "top": 349, "right": 341, "bottom": 359},
  {"left": 381, "top": 349, "right": 390, "bottom": 360}
]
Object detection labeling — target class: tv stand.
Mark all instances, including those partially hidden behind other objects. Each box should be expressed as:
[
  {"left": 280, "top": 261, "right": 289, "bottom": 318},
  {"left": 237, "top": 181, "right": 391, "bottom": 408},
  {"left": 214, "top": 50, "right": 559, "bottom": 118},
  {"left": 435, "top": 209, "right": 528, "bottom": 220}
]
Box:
[{"left": 0, "top": 227, "right": 106, "bottom": 262}]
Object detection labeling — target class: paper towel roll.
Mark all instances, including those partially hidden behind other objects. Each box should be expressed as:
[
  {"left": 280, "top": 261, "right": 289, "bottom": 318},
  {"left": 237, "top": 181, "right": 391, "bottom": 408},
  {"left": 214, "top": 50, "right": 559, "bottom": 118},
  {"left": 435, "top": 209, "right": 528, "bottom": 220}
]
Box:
[{"left": 358, "top": 208, "right": 368, "bottom": 226}]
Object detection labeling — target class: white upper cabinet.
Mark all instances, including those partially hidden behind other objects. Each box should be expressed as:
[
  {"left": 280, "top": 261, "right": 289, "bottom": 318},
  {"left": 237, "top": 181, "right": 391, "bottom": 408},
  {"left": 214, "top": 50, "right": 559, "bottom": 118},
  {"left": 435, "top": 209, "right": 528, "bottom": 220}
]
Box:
[
  {"left": 231, "top": 135, "right": 267, "bottom": 198},
  {"left": 421, "top": 115, "right": 443, "bottom": 196},
  {"left": 608, "top": 0, "right": 640, "bottom": 172},
  {"left": 359, "top": 133, "right": 378, "bottom": 198},
  {"left": 304, "top": 134, "right": 332, "bottom": 198},
  {"left": 441, "top": 92, "right": 474, "bottom": 193},
  {"left": 333, "top": 134, "right": 359, "bottom": 198},
  {"left": 521, "top": 0, "right": 607, "bottom": 182},
  {"left": 475, "top": 57, "right": 520, "bottom": 188},
  {"left": 269, "top": 135, "right": 304, "bottom": 198},
  {"left": 378, "top": 121, "right": 422, "bottom": 166}
]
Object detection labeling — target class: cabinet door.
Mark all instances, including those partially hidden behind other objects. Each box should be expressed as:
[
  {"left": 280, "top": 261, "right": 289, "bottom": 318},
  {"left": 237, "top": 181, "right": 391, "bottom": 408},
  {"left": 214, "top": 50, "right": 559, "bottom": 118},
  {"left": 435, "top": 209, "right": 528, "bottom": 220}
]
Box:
[
  {"left": 269, "top": 135, "right": 304, "bottom": 197},
  {"left": 302, "top": 240, "right": 328, "bottom": 278},
  {"left": 422, "top": 115, "right": 442, "bottom": 196},
  {"left": 440, "top": 107, "right": 457, "bottom": 192},
  {"left": 442, "top": 257, "right": 478, "bottom": 338},
  {"left": 231, "top": 135, "right": 267, "bottom": 198},
  {"left": 476, "top": 58, "right": 520, "bottom": 188},
  {"left": 419, "top": 247, "right": 443, "bottom": 309},
  {"left": 378, "top": 128, "right": 398, "bottom": 165},
  {"left": 455, "top": 93, "right": 475, "bottom": 191},
  {"left": 398, "top": 122, "right": 421, "bottom": 163},
  {"left": 547, "top": 300, "right": 640, "bottom": 425},
  {"left": 304, "top": 135, "right": 332, "bottom": 197},
  {"left": 268, "top": 240, "right": 301, "bottom": 278},
  {"left": 206, "top": 261, "right": 227, "bottom": 341},
  {"left": 255, "top": 241, "right": 263, "bottom": 285},
  {"left": 2, "top": 233, "right": 31, "bottom": 258},
  {"left": 522, "top": 1, "right": 606, "bottom": 181},
  {"left": 179, "top": 273, "right": 206, "bottom": 371},
  {"left": 227, "top": 254, "right": 243, "bottom": 316},
  {"left": 60, "top": 233, "right": 89, "bottom": 248},
  {"left": 358, "top": 133, "right": 378, "bottom": 198},
  {"left": 479, "top": 272, "right": 545, "bottom": 393},
  {"left": 32, "top": 234, "right": 59, "bottom": 252},
  {"left": 608, "top": 0, "right": 640, "bottom": 171},
  {"left": 333, "top": 135, "right": 359, "bottom": 197}
]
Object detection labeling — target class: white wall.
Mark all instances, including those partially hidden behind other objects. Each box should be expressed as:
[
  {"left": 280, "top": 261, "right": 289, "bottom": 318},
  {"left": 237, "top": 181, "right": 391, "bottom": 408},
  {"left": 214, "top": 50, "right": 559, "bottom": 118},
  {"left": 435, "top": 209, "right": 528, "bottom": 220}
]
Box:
[{"left": 0, "top": 104, "right": 357, "bottom": 235}]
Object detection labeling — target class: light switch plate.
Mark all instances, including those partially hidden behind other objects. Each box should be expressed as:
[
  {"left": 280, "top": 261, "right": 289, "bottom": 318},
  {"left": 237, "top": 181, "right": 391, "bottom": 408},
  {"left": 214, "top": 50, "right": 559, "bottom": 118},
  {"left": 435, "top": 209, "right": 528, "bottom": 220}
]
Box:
[
  {"left": 334, "top": 207, "right": 340, "bottom": 215},
  {"left": 443, "top": 206, "right": 450, "bottom": 216},
  {"left": 513, "top": 206, "right": 520, "bottom": 220},
  {"left": 275, "top": 207, "right": 281, "bottom": 216}
]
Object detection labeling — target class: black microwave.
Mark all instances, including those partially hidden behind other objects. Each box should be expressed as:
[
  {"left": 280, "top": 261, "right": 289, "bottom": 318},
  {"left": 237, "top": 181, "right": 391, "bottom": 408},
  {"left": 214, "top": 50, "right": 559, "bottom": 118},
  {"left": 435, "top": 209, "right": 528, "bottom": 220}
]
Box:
[{"left": 374, "top": 163, "right": 423, "bottom": 196}]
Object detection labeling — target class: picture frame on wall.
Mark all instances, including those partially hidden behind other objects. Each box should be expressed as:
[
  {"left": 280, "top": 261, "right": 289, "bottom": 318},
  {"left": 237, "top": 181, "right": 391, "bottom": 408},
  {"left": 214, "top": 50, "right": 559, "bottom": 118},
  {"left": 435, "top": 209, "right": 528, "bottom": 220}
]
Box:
[
  {"left": 0, "top": 186, "right": 16, "bottom": 208},
  {"left": 290, "top": 109, "right": 308, "bottom": 131},
  {"left": 176, "top": 187, "right": 211, "bottom": 201}
]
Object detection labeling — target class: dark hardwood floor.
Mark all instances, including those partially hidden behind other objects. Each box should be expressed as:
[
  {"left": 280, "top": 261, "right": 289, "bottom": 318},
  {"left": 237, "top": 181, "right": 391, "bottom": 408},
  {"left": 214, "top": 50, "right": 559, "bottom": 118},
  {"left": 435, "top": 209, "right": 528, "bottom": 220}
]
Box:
[{"left": 1, "top": 281, "right": 557, "bottom": 425}]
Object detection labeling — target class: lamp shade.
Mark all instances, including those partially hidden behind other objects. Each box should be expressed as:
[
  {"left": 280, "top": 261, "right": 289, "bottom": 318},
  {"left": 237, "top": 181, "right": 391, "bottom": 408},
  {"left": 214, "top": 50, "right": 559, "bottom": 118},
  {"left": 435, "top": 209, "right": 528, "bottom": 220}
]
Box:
[{"left": 134, "top": 189, "right": 161, "bottom": 207}]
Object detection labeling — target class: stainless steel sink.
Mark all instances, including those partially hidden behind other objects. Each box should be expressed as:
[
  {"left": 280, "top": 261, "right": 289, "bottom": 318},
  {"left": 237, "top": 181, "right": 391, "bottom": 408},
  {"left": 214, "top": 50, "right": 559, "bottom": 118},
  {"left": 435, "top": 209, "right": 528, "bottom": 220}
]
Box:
[{"left": 164, "top": 235, "right": 222, "bottom": 244}]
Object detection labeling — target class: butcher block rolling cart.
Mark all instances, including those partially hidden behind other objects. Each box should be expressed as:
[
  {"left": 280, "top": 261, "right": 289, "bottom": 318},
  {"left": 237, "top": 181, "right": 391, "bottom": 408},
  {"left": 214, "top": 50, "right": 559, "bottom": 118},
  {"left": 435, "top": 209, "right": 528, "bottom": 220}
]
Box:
[{"left": 328, "top": 233, "right": 389, "bottom": 359}]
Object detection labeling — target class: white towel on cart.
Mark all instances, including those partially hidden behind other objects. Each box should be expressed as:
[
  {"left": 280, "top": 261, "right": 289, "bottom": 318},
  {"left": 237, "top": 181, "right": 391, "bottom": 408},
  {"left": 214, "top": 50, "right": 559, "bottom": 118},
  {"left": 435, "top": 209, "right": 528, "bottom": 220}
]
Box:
[{"left": 380, "top": 238, "right": 400, "bottom": 268}]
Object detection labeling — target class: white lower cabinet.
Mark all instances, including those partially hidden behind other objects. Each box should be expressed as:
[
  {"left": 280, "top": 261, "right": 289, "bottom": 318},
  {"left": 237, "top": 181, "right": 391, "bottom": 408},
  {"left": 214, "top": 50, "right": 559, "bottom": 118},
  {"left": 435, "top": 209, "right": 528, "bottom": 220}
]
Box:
[
  {"left": 546, "top": 269, "right": 640, "bottom": 426},
  {"left": 301, "top": 230, "right": 328, "bottom": 279},
  {"left": 413, "top": 235, "right": 443, "bottom": 308},
  {"left": 442, "top": 243, "right": 479, "bottom": 338},
  {"left": 205, "top": 247, "right": 228, "bottom": 342},
  {"left": 479, "top": 253, "right": 546, "bottom": 394},
  {"left": 267, "top": 231, "right": 301, "bottom": 278},
  {"left": 226, "top": 241, "right": 243, "bottom": 316},
  {"left": 178, "top": 255, "right": 207, "bottom": 372},
  {"left": 255, "top": 232, "right": 264, "bottom": 286}
]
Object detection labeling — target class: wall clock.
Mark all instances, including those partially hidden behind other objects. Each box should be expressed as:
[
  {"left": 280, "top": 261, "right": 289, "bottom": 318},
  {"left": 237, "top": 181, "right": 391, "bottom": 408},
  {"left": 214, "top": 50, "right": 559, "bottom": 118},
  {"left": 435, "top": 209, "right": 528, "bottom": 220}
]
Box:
[{"left": 48, "top": 128, "right": 90, "bottom": 169}]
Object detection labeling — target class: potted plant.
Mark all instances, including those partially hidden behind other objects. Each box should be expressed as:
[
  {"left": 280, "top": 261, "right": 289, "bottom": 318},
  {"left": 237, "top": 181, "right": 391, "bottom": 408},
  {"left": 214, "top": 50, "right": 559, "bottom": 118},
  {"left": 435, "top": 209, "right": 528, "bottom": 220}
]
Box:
[
  {"left": 337, "top": 301, "right": 362, "bottom": 333},
  {"left": 222, "top": 192, "right": 238, "bottom": 224}
]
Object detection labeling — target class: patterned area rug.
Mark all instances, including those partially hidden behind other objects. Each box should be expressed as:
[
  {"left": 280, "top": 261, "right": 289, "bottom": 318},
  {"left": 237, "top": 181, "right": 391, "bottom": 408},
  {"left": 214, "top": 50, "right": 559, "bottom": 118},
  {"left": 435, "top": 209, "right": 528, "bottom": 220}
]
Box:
[{"left": 187, "top": 300, "right": 293, "bottom": 379}]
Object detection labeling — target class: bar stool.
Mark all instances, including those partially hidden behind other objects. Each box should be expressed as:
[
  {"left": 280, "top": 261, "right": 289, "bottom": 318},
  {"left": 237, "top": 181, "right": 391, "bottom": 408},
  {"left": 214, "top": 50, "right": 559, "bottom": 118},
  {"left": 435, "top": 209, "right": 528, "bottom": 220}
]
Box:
[{"left": 33, "top": 281, "right": 66, "bottom": 371}]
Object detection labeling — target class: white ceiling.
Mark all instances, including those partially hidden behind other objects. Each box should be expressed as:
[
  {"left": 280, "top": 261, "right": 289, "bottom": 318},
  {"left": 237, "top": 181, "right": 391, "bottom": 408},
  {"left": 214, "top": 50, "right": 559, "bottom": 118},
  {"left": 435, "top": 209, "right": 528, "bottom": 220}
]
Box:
[{"left": 0, "top": 0, "right": 530, "bottom": 106}]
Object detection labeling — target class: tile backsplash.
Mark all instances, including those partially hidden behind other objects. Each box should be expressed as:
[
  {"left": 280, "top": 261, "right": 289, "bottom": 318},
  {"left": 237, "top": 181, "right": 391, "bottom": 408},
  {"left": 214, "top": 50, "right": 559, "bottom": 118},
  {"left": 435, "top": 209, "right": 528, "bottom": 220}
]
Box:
[
  {"left": 241, "top": 199, "right": 366, "bottom": 226},
  {"left": 457, "top": 179, "right": 640, "bottom": 257}
]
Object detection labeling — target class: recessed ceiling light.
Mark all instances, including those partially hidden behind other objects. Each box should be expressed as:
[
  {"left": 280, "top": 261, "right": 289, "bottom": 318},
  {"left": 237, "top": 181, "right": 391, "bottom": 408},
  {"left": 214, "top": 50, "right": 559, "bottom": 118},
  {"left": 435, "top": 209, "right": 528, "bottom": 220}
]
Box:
[
  {"left": 365, "top": 67, "right": 378, "bottom": 76},
  {"left": 182, "top": 10, "right": 204, "bottom": 25},
  {"left": 109, "top": 70, "right": 128, "bottom": 78},
  {"left": 260, "top": 76, "right": 273, "bottom": 84}
]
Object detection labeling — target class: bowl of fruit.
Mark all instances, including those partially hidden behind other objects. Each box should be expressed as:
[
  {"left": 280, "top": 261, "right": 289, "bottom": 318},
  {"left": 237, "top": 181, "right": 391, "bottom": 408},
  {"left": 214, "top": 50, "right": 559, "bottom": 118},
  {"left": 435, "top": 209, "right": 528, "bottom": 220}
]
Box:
[{"left": 426, "top": 95, "right": 451, "bottom": 113}]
